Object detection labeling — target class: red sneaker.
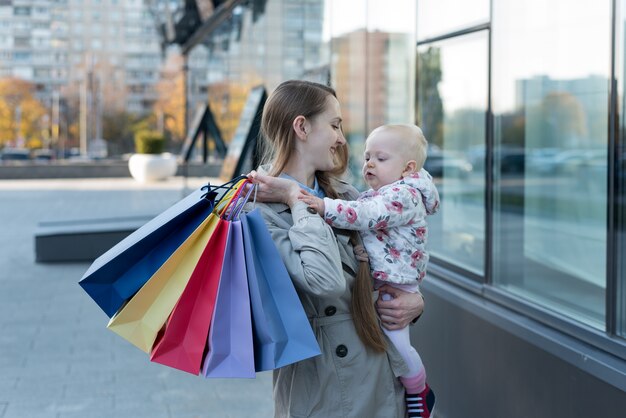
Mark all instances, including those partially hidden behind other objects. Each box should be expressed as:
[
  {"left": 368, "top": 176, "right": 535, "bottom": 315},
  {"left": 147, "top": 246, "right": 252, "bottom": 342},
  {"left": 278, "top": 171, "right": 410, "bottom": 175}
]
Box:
[{"left": 405, "top": 383, "right": 436, "bottom": 418}]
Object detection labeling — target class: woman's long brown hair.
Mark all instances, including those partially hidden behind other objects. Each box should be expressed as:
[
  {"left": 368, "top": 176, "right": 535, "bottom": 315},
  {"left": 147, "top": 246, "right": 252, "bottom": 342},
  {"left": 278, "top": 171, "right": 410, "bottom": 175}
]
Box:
[{"left": 260, "top": 80, "right": 386, "bottom": 353}]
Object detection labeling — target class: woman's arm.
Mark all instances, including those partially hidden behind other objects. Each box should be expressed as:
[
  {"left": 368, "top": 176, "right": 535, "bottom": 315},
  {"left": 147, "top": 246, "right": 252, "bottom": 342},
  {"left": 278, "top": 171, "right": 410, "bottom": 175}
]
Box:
[
  {"left": 247, "top": 171, "right": 301, "bottom": 206},
  {"left": 248, "top": 172, "right": 346, "bottom": 298},
  {"left": 375, "top": 284, "right": 424, "bottom": 330}
]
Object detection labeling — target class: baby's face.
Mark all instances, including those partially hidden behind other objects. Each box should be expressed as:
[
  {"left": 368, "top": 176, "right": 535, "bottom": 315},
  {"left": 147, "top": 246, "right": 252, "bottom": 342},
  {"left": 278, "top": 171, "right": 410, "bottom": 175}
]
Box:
[{"left": 362, "top": 131, "right": 413, "bottom": 191}]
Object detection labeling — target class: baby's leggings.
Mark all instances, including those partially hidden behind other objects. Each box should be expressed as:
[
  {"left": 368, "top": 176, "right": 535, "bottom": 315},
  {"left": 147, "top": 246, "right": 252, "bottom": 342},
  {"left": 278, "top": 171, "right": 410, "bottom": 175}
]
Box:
[{"left": 380, "top": 292, "right": 426, "bottom": 394}]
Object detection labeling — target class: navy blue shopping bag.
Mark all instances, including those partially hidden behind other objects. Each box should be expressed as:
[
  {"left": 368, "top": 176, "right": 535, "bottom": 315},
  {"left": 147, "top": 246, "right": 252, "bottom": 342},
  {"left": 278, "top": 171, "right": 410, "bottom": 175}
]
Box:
[{"left": 79, "top": 187, "right": 215, "bottom": 317}]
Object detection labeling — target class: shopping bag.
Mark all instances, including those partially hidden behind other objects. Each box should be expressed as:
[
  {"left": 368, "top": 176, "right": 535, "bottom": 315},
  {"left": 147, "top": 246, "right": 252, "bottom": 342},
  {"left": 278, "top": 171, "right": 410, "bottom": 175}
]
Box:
[
  {"left": 106, "top": 213, "right": 220, "bottom": 353},
  {"left": 240, "top": 209, "right": 321, "bottom": 372},
  {"left": 150, "top": 218, "right": 230, "bottom": 374},
  {"left": 202, "top": 219, "right": 255, "bottom": 378},
  {"left": 79, "top": 187, "right": 215, "bottom": 317}
]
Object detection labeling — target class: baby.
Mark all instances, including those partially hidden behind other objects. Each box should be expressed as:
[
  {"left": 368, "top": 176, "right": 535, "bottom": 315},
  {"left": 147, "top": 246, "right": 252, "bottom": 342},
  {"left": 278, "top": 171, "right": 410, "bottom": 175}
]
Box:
[{"left": 300, "top": 124, "right": 439, "bottom": 418}]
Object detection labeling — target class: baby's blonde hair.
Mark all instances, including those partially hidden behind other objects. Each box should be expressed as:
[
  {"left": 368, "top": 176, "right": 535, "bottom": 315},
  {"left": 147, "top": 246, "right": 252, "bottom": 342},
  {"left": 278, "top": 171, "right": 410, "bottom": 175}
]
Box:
[{"left": 368, "top": 124, "right": 428, "bottom": 170}]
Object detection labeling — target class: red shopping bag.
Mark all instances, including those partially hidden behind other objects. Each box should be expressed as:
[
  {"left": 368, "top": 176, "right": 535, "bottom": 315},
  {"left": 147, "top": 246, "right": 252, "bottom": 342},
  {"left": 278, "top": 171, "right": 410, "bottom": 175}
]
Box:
[{"left": 149, "top": 218, "right": 230, "bottom": 374}]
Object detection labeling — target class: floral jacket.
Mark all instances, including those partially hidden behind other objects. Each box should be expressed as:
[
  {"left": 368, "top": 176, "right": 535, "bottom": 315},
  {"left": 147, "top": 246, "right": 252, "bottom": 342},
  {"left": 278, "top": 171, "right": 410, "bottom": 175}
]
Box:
[{"left": 323, "top": 169, "right": 440, "bottom": 285}]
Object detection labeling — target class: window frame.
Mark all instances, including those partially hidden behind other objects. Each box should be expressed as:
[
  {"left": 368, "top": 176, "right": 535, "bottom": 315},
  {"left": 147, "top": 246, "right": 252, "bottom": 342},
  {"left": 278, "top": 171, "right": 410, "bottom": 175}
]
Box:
[{"left": 416, "top": 22, "right": 491, "bottom": 284}]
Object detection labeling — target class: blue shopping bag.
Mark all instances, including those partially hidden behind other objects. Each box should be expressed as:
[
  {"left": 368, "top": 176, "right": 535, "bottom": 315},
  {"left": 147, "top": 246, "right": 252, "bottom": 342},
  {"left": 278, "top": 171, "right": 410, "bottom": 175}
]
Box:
[
  {"left": 240, "top": 208, "right": 321, "bottom": 372},
  {"left": 79, "top": 187, "right": 215, "bottom": 317}
]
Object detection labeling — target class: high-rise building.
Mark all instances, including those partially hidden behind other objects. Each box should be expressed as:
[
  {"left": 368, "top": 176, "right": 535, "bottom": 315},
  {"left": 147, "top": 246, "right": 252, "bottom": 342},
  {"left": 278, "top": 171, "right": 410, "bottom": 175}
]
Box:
[{"left": 0, "top": 0, "right": 163, "bottom": 117}]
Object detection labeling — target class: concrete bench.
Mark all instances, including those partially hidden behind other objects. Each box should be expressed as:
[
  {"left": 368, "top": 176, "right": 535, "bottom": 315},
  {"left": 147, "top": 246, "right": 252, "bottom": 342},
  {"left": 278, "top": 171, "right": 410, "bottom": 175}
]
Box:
[{"left": 35, "top": 216, "right": 153, "bottom": 262}]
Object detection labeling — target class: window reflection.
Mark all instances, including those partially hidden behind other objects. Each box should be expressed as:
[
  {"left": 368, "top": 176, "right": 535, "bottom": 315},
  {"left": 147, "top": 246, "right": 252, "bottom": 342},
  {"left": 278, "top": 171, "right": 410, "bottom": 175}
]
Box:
[
  {"left": 417, "top": 0, "right": 489, "bottom": 40},
  {"left": 186, "top": 0, "right": 415, "bottom": 190},
  {"left": 330, "top": 2, "right": 367, "bottom": 187},
  {"left": 330, "top": 0, "right": 416, "bottom": 188},
  {"left": 417, "top": 32, "right": 488, "bottom": 275},
  {"left": 616, "top": 136, "right": 626, "bottom": 336},
  {"left": 186, "top": 0, "right": 330, "bottom": 156},
  {"left": 492, "top": 0, "right": 610, "bottom": 329},
  {"left": 366, "top": 0, "right": 416, "bottom": 134},
  {"left": 618, "top": 1, "right": 626, "bottom": 337}
]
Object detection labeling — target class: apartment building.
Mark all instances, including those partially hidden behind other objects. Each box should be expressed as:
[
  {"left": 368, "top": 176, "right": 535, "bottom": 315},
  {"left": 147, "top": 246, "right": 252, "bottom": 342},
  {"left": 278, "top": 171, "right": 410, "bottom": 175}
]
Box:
[{"left": 0, "top": 0, "right": 163, "bottom": 115}]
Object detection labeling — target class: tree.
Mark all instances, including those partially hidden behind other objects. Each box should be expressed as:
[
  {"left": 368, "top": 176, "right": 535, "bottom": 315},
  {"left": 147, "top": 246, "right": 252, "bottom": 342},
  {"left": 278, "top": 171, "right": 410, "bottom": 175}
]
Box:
[
  {"left": 102, "top": 110, "right": 141, "bottom": 155},
  {"left": 416, "top": 47, "right": 444, "bottom": 148},
  {"left": 153, "top": 52, "right": 186, "bottom": 144},
  {"left": 0, "top": 77, "right": 48, "bottom": 148}
]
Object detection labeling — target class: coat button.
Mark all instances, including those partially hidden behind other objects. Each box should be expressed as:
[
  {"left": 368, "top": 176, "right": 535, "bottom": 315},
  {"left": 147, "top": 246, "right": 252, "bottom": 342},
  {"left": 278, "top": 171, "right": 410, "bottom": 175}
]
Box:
[
  {"left": 325, "top": 306, "right": 336, "bottom": 316},
  {"left": 307, "top": 206, "right": 317, "bottom": 214},
  {"left": 335, "top": 344, "right": 348, "bottom": 358}
]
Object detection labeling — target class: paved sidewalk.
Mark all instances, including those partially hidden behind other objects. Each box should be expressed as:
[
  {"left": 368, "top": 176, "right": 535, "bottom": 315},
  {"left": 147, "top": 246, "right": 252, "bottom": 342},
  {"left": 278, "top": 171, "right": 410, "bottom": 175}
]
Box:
[{"left": 0, "top": 177, "right": 273, "bottom": 418}]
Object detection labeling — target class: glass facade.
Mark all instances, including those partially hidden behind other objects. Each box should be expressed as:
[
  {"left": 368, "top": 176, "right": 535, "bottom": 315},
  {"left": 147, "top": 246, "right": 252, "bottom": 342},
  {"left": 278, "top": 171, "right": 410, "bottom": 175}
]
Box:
[
  {"left": 492, "top": 0, "right": 611, "bottom": 329},
  {"left": 414, "top": 0, "right": 623, "bottom": 342},
  {"left": 417, "top": 0, "right": 489, "bottom": 40},
  {"left": 618, "top": 0, "right": 626, "bottom": 338},
  {"left": 189, "top": 0, "right": 416, "bottom": 188},
  {"left": 329, "top": 0, "right": 367, "bottom": 186},
  {"left": 417, "top": 32, "right": 488, "bottom": 275},
  {"left": 184, "top": 0, "right": 625, "bottom": 354}
]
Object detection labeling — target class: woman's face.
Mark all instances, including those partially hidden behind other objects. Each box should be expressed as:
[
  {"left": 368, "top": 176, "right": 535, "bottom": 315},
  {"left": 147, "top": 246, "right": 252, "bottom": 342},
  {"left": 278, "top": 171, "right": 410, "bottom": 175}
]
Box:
[{"left": 301, "top": 95, "right": 346, "bottom": 172}]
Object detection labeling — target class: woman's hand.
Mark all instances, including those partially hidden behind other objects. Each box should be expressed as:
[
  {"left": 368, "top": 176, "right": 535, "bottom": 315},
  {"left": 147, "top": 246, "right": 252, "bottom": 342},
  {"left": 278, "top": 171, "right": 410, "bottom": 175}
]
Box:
[
  {"left": 247, "top": 171, "right": 302, "bottom": 206},
  {"left": 375, "top": 284, "right": 424, "bottom": 330}
]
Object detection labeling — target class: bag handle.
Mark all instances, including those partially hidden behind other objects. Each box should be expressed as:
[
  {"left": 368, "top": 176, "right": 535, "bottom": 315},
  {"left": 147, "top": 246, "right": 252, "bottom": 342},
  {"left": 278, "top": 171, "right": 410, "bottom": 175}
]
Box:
[
  {"left": 215, "top": 178, "right": 248, "bottom": 217},
  {"left": 201, "top": 174, "right": 249, "bottom": 206},
  {"left": 201, "top": 175, "right": 249, "bottom": 216},
  {"left": 228, "top": 182, "right": 256, "bottom": 221}
]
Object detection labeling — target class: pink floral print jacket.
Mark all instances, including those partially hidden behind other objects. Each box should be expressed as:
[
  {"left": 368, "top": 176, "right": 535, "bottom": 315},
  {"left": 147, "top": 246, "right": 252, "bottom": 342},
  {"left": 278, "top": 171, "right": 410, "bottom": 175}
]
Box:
[{"left": 323, "top": 169, "right": 440, "bottom": 285}]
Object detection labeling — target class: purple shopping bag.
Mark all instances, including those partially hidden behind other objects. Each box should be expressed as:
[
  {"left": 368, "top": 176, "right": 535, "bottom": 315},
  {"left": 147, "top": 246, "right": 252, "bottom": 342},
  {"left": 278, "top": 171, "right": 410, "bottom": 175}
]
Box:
[{"left": 202, "top": 220, "right": 255, "bottom": 378}]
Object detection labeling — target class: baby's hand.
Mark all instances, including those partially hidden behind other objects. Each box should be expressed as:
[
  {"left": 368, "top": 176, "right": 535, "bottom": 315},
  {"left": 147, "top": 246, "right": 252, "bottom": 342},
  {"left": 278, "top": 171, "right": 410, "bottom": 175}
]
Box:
[{"left": 298, "top": 190, "right": 325, "bottom": 216}]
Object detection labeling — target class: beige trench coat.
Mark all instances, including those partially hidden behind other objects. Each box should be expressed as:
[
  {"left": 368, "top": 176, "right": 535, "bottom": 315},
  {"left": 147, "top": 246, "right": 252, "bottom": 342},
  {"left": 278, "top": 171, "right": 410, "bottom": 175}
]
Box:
[{"left": 247, "top": 179, "right": 409, "bottom": 418}]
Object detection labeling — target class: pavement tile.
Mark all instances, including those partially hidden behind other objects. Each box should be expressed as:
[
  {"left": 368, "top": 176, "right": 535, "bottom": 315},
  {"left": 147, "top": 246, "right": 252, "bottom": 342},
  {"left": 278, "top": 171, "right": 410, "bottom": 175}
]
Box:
[
  {"left": 0, "top": 178, "right": 273, "bottom": 418},
  {"left": 3, "top": 396, "right": 113, "bottom": 418}
]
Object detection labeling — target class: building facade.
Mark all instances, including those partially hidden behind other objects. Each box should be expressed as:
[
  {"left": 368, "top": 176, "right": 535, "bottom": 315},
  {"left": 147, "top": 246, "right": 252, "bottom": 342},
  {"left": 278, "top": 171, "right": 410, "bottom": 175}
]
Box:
[
  {"left": 184, "top": 0, "right": 626, "bottom": 416},
  {"left": 0, "top": 0, "right": 163, "bottom": 121}
]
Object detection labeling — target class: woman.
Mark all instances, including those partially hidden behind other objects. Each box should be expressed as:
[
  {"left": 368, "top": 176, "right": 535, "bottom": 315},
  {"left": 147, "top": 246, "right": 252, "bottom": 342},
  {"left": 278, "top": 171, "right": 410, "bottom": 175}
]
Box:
[{"left": 248, "top": 80, "right": 424, "bottom": 417}]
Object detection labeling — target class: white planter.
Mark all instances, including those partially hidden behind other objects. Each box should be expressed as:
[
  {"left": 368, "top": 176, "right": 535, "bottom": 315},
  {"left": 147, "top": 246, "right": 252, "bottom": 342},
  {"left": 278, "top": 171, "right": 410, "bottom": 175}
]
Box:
[{"left": 128, "top": 153, "right": 178, "bottom": 183}]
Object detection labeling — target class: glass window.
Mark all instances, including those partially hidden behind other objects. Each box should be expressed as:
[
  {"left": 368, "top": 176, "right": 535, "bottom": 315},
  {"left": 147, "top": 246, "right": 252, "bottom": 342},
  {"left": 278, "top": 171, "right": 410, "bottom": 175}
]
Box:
[
  {"left": 329, "top": 0, "right": 367, "bottom": 184},
  {"left": 14, "top": 7, "right": 31, "bottom": 16},
  {"left": 618, "top": 1, "right": 626, "bottom": 337},
  {"left": 417, "top": 31, "right": 488, "bottom": 275},
  {"left": 13, "top": 52, "right": 31, "bottom": 62},
  {"left": 615, "top": 142, "right": 626, "bottom": 337},
  {"left": 492, "top": 0, "right": 611, "bottom": 329},
  {"left": 367, "top": 0, "right": 416, "bottom": 132},
  {"left": 417, "top": 0, "right": 489, "bottom": 40}
]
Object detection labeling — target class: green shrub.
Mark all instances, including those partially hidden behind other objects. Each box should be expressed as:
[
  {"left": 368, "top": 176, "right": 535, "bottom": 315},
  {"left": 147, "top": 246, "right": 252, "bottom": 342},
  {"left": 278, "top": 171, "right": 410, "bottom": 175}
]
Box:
[{"left": 134, "top": 131, "right": 166, "bottom": 154}]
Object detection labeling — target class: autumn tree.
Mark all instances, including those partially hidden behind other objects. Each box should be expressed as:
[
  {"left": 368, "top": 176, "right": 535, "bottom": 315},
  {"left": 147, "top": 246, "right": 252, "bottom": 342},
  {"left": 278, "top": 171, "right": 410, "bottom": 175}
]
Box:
[
  {"left": 153, "top": 52, "right": 186, "bottom": 144},
  {"left": 0, "top": 77, "right": 48, "bottom": 148}
]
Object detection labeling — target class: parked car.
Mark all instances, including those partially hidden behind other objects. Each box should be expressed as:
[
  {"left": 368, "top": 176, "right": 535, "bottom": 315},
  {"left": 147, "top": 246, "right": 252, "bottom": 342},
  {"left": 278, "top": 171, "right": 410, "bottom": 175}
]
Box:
[
  {"left": 32, "top": 149, "right": 54, "bottom": 163},
  {"left": 497, "top": 147, "right": 525, "bottom": 174},
  {"left": 0, "top": 148, "right": 30, "bottom": 164},
  {"left": 424, "top": 152, "right": 473, "bottom": 178}
]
